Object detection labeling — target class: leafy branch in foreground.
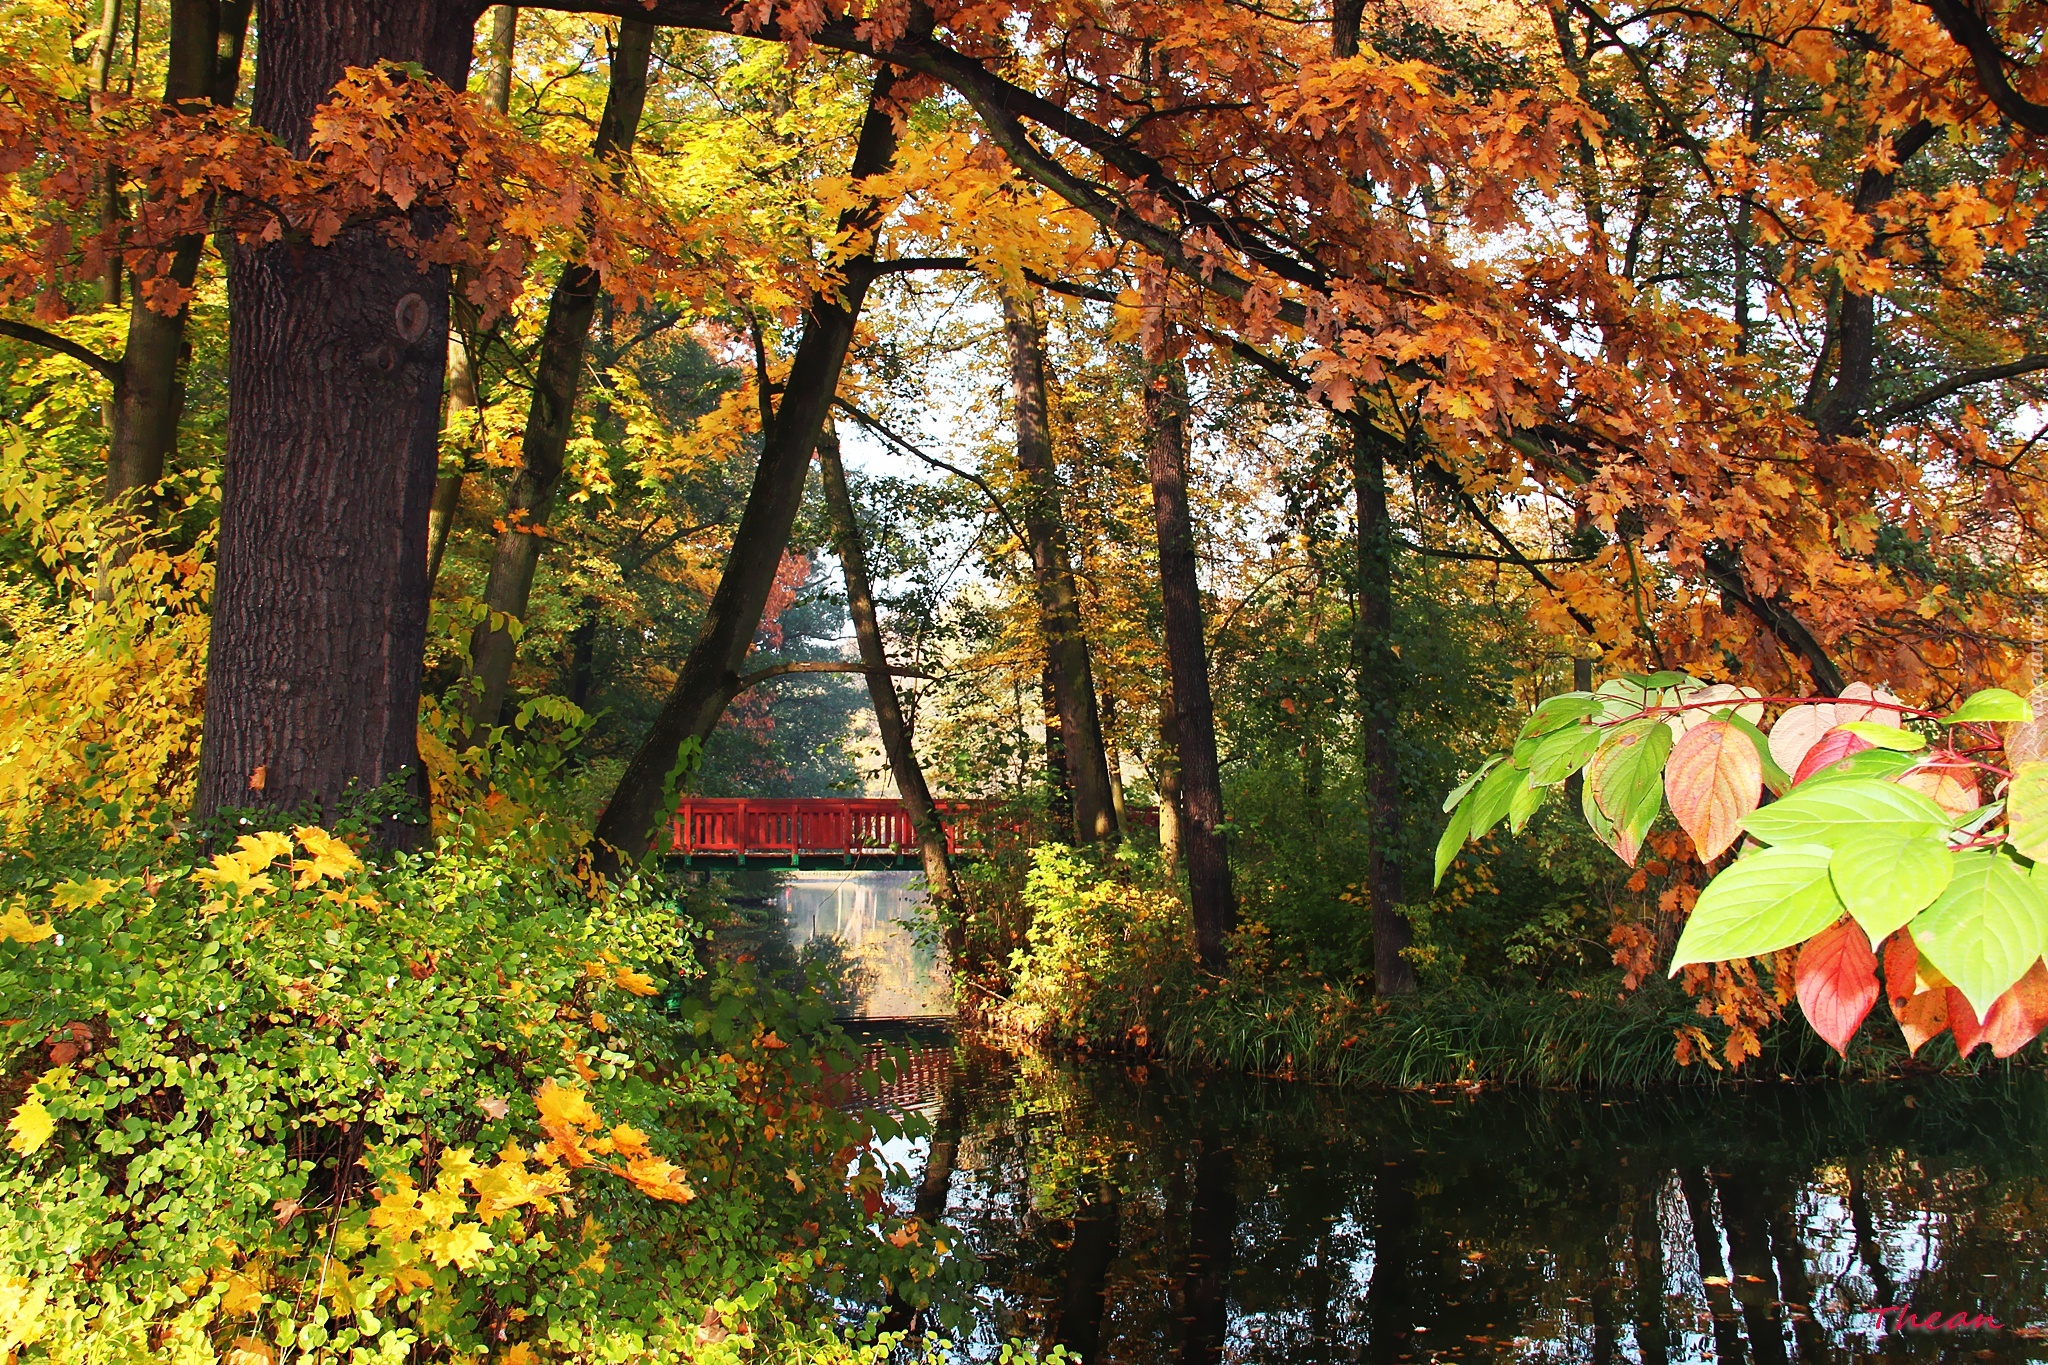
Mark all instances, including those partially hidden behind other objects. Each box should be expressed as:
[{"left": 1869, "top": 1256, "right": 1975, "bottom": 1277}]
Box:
[{"left": 1439, "top": 674, "right": 2048, "bottom": 1061}]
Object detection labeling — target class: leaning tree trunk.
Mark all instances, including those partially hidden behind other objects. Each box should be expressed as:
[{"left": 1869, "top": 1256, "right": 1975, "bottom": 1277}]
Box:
[
  {"left": 591, "top": 65, "right": 905, "bottom": 870},
  {"left": 458, "top": 18, "right": 654, "bottom": 742},
  {"left": 1142, "top": 340, "right": 1235, "bottom": 969},
  {"left": 1000, "top": 286, "right": 1118, "bottom": 844},
  {"left": 426, "top": 3, "right": 518, "bottom": 593},
  {"left": 1350, "top": 412, "right": 1414, "bottom": 995},
  {"left": 816, "top": 422, "right": 960, "bottom": 908},
  {"left": 195, "top": 1, "right": 475, "bottom": 849}
]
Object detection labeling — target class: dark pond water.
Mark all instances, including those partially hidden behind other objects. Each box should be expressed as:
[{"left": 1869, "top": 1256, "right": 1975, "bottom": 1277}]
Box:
[{"left": 863, "top": 1035, "right": 2048, "bottom": 1363}]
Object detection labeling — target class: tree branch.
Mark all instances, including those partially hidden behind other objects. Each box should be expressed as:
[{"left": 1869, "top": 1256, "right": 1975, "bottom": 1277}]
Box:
[
  {"left": 872, "top": 255, "right": 973, "bottom": 275},
  {"left": 0, "top": 320, "right": 120, "bottom": 381},
  {"left": 1859, "top": 353, "right": 2048, "bottom": 431},
  {"left": 1918, "top": 0, "right": 2048, "bottom": 137},
  {"left": 1700, "top": 546, "right": 1845, "bottom": 695},
  {"left": 830, "top": 395, "right": 1029, "bottom": 547}
]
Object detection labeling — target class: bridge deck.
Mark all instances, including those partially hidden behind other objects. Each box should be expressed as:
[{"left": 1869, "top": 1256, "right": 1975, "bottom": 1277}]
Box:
[{"left": 667, "top": 796, "right": 1152, "bottom": 867}]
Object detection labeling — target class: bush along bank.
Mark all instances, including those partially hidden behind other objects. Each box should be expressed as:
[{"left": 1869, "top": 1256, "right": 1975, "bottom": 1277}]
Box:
[
  {"left": 0, "top": 808, "right": 972, "bottom": 1363},
  {"left": 963, "top": 844, "right": 2040, "bottom": 1089}
]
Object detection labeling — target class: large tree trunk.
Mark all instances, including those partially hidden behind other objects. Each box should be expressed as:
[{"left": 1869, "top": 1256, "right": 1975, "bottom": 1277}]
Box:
[
  {"left": 194, "top": 1, "right": 476, "bottom": 848},
  {"left": 100, "top": 1, "right": 253, "bottom": 589},
  {"left": 1143, "top": 341, "right": 1234, "bottom": 969},
  {"left": 816, "top": 423, "right": 960, "bottom": 908},
  {"left": 458, "top": 18, "right": 654, "bottom": 742},
  {"left": 426, "top": 4, "right": 518, "bottom": 594},
  {"left": 1351, "top": 413, "right": 1414, "bottom": 995},
  {"left": 591, "top": 65, "right": 905, "bottom": 869},
  {"left": 1000, "top": 286, "right": 1117, "bottom": 844}
]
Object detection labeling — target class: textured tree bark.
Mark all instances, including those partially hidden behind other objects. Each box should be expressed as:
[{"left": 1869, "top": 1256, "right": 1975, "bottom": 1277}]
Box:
[
  {"left": 1351, "top": 413, "right": 1415, "bottom": 995},
  {"left": 194, "top": 1, "right": 476, "bottom": 848},
  {"left": 426, "top": 4, "right": 517, "bottom": 593},
  {"left": 1143, "top": 345, "right": 1234, "bottom": 968},
  {"left": 458, "top": 19, "right": 653, "bottom": 741},
  {"left": 1000, "top": 286, "right": 1117, "bottom": 843},
  {"left": 99, "top": 1, "right": 252, "bottom": 593},
  {"left": 816, "top": 423, "right": 960, "bottom": 908},
  {"left": 592, "top": 65, "right": 904, "bottom": 870}
]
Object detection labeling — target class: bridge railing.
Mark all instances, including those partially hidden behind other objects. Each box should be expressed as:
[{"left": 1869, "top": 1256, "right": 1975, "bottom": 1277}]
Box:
[{"left": 669, "top": 796, "right": 1157, "bottom": 860}]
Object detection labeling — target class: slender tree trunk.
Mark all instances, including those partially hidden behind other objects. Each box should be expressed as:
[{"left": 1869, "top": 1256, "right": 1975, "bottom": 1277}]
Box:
[
  {"left": 99, "top": 1, "right": 253, "bottom": 594},
  {"left": 194, "top": 1, "right": 476, "bottom": 848},
  {"left": 592, "top": 65, "right": 906, "bottom": 870},
  {"left": 1000, "top": 286, "right": 1117, "bottom": 843},
  {"left": 1157, "top": 702, "right": 1184, "bottom": 877},
  {"left": 1351, "top": 413, "right": 1413, "bottom": 995},
  {"left": 94, "top": 0, "right": 124, "bottom": 307},
  {"left": 1041, "top": 663, "right": 1072, "bottom": 832},
  {"left": 426, "top": 5, "right": 517, "bottom": 593},
  {"left": 1143, "top": 340, "right": 1234, "bottom": 968},
  {"left": 458, "top": 19, "right": 654, "bottom": 742},
  {"left": 816, "top": 422, "right": 959, "bottom": 908}
]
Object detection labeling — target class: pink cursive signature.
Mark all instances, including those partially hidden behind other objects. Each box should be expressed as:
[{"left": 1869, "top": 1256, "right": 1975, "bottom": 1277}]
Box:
[{"left": 1872, "top": 1306, "right": 2003, "bottom": 1334}]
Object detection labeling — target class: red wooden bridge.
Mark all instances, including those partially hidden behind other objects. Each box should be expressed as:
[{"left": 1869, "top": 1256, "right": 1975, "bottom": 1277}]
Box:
[{"left": 668, "top": 796, "right": 1152, "bottom": 866}]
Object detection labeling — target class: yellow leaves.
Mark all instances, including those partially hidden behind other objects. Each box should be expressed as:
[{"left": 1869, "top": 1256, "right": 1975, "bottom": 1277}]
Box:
[
  {"left": 368, "top": 1175, "right": 431, "bottom": 1244},
  {"left": 622, "top": 1154, "right": 696, "bottom": 1203},
  {"left": 5, "top": 1091, "right": 52, "bottom": 1154},
  {"left": 614, "top": 966, "right": 659, "bottom": 996},
  {"left": 421, "top": 1222, "right": 494, "bottom": 1270},
  {"left": 291, "top": 824, "right": 361, "bottom": 886},
  {"left": 0, "top": 903, "right": 53, "bottom": 944},
  {"left": 48, "top": 876, "right": 115, "bottom": 911}
]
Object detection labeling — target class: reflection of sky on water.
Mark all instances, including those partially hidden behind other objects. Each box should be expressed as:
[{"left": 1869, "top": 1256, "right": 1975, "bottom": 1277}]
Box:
[
  {"left": 779, "top": 870, "right": 950, "bottom": 1018},
  {"left": 860, "top": 1044, "right": 2048, "bottom": 1363}
]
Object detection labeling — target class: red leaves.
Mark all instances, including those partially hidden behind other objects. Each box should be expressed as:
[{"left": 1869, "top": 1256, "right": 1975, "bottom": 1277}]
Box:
[
  {"left": 1880, "top": 933, "right": 2048, "bottom": 1058},
  {"left": 1664, "top": 718, "right": 1761, "bottom": 860},
  {"left": 1795, "top": 919, "right": 1879, "bottom": 1054},
  {"left": 1791, "top": 727, "right": 1872, "bottom": 784}
]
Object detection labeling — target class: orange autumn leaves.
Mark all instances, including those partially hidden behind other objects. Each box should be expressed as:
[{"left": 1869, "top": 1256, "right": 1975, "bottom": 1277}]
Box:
[
  {"left": 534, "top": 1078, "right": 696, "bottom": 1203},
  {"left": 363, "top": 1078, "right": 694, "bottom": 1278}
]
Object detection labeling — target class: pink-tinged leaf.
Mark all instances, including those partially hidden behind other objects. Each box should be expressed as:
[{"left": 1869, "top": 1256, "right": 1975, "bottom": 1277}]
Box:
[
  {"left": 1982, "top": 960, "right": 2048, "bottom": 1058},
  {"left": 1792, "top": 727, "right": 1873, "bottom": 785},
  {"left": 1895, "top": 758, "right": 1980, "bottom": 820},
  {"left": 1795, "top": 919, "right": 1879, "bottom": 1055},
  {"left": 1664, "top": 719, "right": 1763, "bottom": 861},
  {"left": 1832, "top": 681, "right": 1904, "bottom": 726},
  {"left": 1768, "top": 703, "right": 1837, "bottom": 778}
]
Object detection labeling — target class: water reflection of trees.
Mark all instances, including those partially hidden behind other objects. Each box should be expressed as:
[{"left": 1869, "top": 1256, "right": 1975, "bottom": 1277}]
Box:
[{"left": 914, "top": 1046, "right": 2048, "bottom": 1363}]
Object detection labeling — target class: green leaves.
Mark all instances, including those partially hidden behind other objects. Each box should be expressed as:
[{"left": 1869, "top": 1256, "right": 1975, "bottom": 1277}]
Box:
[
  {"left": 1945, "top": 688, "right": 2034, "bottom": 725},
  {"left": 1836, "top": 722, "right": 1925, "bottom": 751},
  {"left": 1587, "top": 721, "right": 1672, "bottom": 865},
  {"left": 1670, "top": 844, "right": 1845, "bottom": 971},
  {"left": 1741, "top": 778, "right": 1950, "bottom": 849},
  {"left": 2006, "top": 762, "right": 2048, "bottom": 861},
  {"left": 1910, "top": 851, "right": 2048, "bottom": 1016},
  {"left": 1829, "top": 833, "right": 1952, "bottom": 948}
]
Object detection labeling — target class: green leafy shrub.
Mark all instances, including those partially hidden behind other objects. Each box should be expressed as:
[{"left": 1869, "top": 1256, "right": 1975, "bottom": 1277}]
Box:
[{"left": 0, "top": 811, "right": 953, "bottom": 1362}]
